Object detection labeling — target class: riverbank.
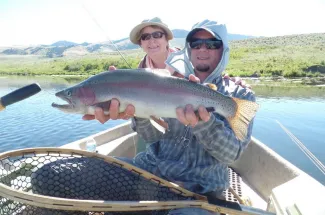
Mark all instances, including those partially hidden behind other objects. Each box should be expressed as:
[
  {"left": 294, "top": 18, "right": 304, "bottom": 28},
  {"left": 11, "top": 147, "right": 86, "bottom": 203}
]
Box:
[
  {"left": 1, "top": 73, "right": 325, "bottom": 88},
  {"left": 244, "top": 76, "right": 325, "bottom": 87}
]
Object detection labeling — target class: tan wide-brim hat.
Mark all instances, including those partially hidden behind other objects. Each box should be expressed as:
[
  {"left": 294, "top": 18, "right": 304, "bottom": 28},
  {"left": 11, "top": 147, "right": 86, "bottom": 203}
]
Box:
[{"left": 129, "top": 17, "right": 173, "bottom": 45}]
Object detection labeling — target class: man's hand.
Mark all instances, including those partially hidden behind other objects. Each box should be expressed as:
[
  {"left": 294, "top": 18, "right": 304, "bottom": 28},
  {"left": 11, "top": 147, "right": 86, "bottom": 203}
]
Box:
[
  {"left": 176, "top": 105, "right": 210, "bottom": 127},
  {"left": 108, "top": 65, "right": 117, "bottom": 71},
  {"left": 82, "top": 99, "right": 135, "bottom": 124},
  {"left": 176, "top": 74, "right": 211, "bottom": 127},
  {"left": 223, "top": 73, "right": 251, "bottom": 89},
  {"left": 188, "top": 74, "right": 200, "bottom": 83},
  {"left": 82, "top": 65, "right": 135, "bottom": 124}
]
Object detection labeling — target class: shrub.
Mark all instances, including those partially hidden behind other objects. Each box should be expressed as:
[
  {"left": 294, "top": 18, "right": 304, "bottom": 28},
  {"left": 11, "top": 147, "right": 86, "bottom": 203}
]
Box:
[
  {"left": 84, "top": 63, "right": 99, "bottom": 71},
  {"left": 64, "top": 63, "right": 83, "bottom": 72}
]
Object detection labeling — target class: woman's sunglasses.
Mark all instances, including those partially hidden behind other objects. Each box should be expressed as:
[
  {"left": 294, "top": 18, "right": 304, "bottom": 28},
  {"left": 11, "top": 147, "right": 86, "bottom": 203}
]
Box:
[
  {"left": 140, "top": 31, "right": 165, "bottom": 41},
  {"left": 189, "top": 38, "right": 223, "bottom": 50}
]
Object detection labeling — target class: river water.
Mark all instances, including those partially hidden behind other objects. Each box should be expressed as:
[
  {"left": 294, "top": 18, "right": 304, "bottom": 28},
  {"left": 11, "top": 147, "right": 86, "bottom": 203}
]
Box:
[{"left": 0, "top": 76, "right": 324, "bottom": 185}]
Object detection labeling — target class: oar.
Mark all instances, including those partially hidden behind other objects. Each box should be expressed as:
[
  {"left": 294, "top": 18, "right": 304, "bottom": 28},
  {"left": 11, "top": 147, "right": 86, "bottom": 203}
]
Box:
[{"left": 0, "top": 83, "right": 41, "bottom": 111}]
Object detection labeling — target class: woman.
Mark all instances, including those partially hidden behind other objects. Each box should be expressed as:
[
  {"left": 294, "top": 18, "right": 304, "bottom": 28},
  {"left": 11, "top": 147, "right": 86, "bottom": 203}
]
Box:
[
  {"left": 129, "top": 17, "right": 178, "bottom": 73},
  {"left": 85, "top": 17, "right": 183, "bottom": 122}
]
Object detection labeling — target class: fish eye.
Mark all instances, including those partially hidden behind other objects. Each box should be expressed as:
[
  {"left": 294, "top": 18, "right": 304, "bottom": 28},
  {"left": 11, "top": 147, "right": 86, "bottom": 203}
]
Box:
[{"left": 67, "top": 90, "right": 72, "bottom": 96}]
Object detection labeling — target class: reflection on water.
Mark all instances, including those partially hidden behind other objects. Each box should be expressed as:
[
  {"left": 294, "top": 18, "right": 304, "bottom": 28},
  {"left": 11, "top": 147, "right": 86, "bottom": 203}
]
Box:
[
  {"left": 254, "top": 85, "right": 325, "bottom": 99},
  {"left": 0, "top": 76, "right": 324, "bottom": 186}
]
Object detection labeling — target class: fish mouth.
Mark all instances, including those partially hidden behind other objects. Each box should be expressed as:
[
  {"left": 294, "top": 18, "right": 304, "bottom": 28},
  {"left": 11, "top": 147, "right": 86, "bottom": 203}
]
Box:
[
  {"left": 51, "top": 92, "right": 74, "bottom": 111},
  {"left": 51, "top": 102, "right": 73, "bottom": 110}
]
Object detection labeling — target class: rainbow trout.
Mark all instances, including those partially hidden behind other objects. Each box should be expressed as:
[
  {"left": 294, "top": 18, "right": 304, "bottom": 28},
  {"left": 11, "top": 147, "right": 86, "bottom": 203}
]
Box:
[{"left": 52, "top": 69, "right": 259, "bottom": 141}]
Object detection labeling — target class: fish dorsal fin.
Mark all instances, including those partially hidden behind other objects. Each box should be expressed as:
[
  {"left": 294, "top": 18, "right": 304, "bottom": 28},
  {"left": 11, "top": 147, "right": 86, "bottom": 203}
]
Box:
[
  {"left": 151, "top": 69, "right": 172, "bottom": 77},
  {"left": 203, "top": 83, "right": 218, "bottom": 91}
]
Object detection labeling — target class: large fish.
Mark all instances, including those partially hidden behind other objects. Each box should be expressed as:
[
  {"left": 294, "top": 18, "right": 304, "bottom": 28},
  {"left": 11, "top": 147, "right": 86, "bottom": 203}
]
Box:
[{"left": 52, "top": 69, "right": 259, "bottom": 141}]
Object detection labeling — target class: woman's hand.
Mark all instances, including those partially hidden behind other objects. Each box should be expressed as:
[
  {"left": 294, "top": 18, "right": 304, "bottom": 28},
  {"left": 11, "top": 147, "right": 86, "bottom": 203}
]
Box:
[{"left": 223, "top": 73, "right": 252, "bottom": 89}]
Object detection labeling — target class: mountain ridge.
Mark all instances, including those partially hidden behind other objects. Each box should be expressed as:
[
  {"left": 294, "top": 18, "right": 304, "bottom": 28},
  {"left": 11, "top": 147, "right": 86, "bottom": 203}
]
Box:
[
  {"left": 2, "top": 30, "right": 322, "bottom": 58},
  {"left": 0, "top": 29, "right": 255, "bottom": 57}
]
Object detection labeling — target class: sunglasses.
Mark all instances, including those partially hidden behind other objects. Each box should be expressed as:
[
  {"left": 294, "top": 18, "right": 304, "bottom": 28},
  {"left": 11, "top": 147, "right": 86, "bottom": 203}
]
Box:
[
  {"left": 189, "top": 38, "right": 223, "bottom": 50},
  {"left": 140, "top": 31, "right": 165, "bottom": 41}
]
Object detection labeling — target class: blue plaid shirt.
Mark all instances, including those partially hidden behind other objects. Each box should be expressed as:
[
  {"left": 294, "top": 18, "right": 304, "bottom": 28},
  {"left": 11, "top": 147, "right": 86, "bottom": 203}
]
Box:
[{"left": 131, "top": 77, "right": 256, "bottom": 195}]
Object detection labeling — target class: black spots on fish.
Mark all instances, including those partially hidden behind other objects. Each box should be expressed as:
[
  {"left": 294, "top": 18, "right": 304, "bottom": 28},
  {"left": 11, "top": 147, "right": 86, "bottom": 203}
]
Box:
[
  {"left": 90, "top": 80, "right": 100, "bottom": 85},
  {"left": 227, "top": 97, "right": 259, "bottom": 141},
  {"left": 221, "top": 101, "right": 236, "bottom": 115}
]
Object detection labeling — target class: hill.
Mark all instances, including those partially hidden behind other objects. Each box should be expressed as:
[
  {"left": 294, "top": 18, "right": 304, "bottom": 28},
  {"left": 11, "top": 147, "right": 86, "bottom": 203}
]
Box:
[
  {"left": 227, "top": 33, "right": 325, "bottom": 77},
  {"left": 51, "top": 40, "right": 78, "bottom": 47},
  {"left": 0, "top": 29, "right": 255, "bottom": 58},
  {"left": 0, "top": 32, "right": 324, "bottom": 79}
]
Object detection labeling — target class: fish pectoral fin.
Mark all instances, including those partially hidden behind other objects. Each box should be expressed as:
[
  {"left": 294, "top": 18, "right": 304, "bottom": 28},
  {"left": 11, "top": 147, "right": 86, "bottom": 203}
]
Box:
[
  {"left": 227, "top": 98, "right": 259, "bottom": 141},
  {"left": 150, "top": 116, "right": 169, "bottom": 134}
]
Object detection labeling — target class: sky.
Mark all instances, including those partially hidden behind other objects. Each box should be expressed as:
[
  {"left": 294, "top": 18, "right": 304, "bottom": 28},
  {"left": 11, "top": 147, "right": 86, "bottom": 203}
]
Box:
[{"left": 0, "top": 0, "right": 325, "bottom": 47}]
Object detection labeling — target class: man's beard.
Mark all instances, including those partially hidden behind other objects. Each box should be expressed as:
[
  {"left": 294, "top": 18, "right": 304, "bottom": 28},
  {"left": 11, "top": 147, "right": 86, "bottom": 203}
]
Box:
[{"left": 195, "top": 64, "right": 210, "bottom": 72}]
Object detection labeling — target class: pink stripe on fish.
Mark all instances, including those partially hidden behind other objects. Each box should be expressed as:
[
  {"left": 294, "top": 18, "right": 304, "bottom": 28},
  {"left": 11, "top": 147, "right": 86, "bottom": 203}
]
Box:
[
  {"left": 76, "top": 87, "right": 96, "bottom": 105},
  {"left": 107, "top": 82, "right": 196, "bottom": 96}
]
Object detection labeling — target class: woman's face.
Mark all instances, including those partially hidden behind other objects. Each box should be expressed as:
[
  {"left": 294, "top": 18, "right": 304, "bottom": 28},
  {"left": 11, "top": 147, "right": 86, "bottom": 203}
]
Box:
[{"left": 139, "top": 26, "right": 168, "bottom": 56}]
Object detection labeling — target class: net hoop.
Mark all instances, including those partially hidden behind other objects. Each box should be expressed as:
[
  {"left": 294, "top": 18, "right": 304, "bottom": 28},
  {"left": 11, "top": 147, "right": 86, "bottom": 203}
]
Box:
[{"left": 0, "top": 147, "right": 207, "bottom": 212}]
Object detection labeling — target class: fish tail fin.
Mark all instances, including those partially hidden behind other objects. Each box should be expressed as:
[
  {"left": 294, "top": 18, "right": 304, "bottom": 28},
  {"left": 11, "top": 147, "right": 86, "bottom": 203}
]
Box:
[{"left": 226, "top": 97, "right": 259, "bottom": 141}]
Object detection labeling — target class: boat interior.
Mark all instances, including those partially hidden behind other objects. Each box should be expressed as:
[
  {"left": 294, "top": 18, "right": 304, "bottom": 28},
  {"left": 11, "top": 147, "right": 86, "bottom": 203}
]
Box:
[{"left": 62, "top": 121, "right": 325, "bottom": 215}]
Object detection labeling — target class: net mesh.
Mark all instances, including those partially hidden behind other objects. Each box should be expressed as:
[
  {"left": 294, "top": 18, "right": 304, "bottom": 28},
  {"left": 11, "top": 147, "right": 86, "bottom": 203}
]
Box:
[{"left": 0, "top": 150, "right": 195, "bottom": 215}]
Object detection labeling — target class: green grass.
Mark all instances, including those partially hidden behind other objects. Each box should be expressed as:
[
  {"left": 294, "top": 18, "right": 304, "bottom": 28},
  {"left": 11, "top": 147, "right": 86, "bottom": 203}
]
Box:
[
  {"left": 227, "top": 33, "right": 325, "bottom": 78},
  {"left": 0, "top": 52, "right": 144, "bottom": 76},
  {"left": 0, "top": 33, "right": 324, "bottom": 78}
]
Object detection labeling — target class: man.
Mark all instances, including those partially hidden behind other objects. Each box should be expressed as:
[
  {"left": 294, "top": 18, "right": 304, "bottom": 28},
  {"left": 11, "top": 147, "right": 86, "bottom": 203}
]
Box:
[{"left": 85, "top": 20, "right": 256, "bottom": 215}]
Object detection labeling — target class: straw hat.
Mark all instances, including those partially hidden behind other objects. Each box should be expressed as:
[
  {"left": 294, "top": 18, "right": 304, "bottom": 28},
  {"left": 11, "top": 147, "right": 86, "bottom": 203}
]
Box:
[{"left": 129, "top": 17, "right": 173, "bottom": 45}]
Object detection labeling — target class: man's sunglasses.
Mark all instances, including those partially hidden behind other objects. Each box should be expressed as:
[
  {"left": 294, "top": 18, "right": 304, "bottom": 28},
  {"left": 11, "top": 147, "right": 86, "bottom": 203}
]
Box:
[
  {"left": 140, "top": 31, "right": 165, "bottom": 41},
  {"left": 189, "top": 38, "right": 223, "bottom": 50}
]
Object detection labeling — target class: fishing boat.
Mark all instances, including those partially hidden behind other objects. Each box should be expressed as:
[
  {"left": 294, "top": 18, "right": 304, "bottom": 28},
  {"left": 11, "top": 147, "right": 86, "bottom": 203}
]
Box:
[
  {"left": 0, "top": 83, "right": 324, "bottom": 215},
  {"left": 61, "top": 121, "right": 325, "bottom": 215}
]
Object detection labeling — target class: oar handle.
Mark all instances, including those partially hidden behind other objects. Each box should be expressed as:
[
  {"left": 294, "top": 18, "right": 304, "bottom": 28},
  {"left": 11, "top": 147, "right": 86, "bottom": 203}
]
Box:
[{"left": 0, "top": 83, "right": 41, "bottom": 111}]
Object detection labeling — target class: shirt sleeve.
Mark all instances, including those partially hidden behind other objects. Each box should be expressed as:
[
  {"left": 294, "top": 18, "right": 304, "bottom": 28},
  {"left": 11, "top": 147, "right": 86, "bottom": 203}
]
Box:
[
  {"left": 131, "top": 117, "right": 164, "bottom": 143},
  {"left": 192, "top": 87, "right": 256, "bottom": 164}
]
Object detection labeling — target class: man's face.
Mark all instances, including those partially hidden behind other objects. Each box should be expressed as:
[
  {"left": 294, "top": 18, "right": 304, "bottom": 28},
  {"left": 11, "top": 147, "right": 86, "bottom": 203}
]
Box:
[{"left": 189, "top": 30, "right": 223, "bottom": 75}]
